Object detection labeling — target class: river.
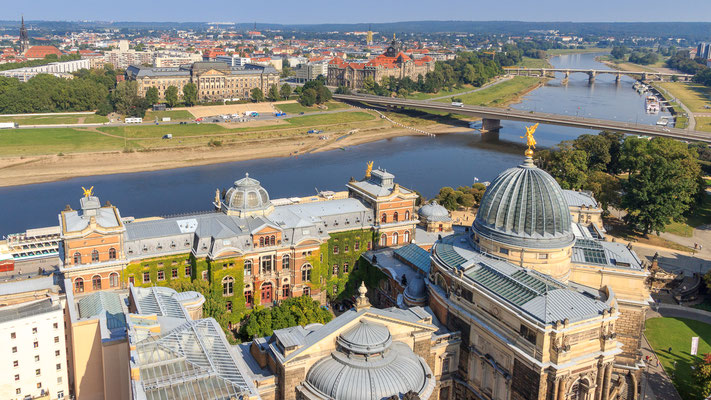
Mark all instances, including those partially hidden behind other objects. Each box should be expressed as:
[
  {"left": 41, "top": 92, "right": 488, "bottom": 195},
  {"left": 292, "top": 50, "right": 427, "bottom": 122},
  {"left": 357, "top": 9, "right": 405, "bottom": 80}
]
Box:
[{"left": 0, "top": 52, "right": 670, "bottom": 235}]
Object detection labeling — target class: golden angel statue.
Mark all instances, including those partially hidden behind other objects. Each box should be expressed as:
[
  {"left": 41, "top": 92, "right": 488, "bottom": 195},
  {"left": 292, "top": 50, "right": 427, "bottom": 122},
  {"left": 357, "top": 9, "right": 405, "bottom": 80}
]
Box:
[
  {"left": 81, "top": 186, "right": 94, "bottom": 197},
  {"left": 365, "top": 161, "right": 374, "bottom": 179},
  {"left": 521, "top": 123, "right": 539, "bottom": 156}
]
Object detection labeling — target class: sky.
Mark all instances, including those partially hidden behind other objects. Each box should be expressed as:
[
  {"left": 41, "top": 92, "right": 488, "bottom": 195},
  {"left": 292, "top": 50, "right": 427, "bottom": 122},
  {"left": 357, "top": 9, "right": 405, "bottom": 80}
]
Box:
[{"left": 5, "top": 0, "right": 711, "bottom": 24}]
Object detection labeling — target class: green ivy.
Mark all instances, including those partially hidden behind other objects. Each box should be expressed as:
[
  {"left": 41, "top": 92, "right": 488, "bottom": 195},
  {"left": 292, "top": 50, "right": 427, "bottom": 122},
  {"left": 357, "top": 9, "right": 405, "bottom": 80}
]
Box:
[
  {"left": 123, "top": 253, "right": 193, "bottom": 288},
  {"left": 208, "top": 257, "right": 247, "bottom": 324}
]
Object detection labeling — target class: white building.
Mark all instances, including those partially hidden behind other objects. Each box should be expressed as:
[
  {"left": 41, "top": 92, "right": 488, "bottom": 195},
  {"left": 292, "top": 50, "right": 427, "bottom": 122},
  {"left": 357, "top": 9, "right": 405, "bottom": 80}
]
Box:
[
  {"left": 294, "top": 61, "right": 329, "bottom": 82},
  {"left": 104, "top": 49, "right": 153, "bottom": 69},
  {"left": 0, "top": 276, "right": 69, "bottom": 400},
  {"left": 215, "top": 55, "right": 252, "bottom": 66},
  {"left": 153, "top": 51, "right": 203, "bottom": 68},
  {"left": 0, "top": 59, "right": 91, "bottom": 82}
]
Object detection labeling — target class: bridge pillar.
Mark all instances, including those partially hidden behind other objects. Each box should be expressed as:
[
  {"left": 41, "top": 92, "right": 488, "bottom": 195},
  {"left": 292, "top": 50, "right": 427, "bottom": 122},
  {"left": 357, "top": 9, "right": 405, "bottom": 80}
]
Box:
[
  {"left": 615, "top": 73, "right": 621, "bottom": 84},
  {"left": 481, "top": 118, "right": 501, "bottom": 133},
  {"left": 562, "top": 71, "right": 570, "bottom": 84},
  {"left": 588, "top": 71, "right": 596, "bottom": 84},
  {"left": 481, "top": 130, "right": 500, "bottom": 142},
  {"left": 642, "top": 72, "right": 648, "bottom": 82},
  {"left": 540, "top": 68, "right": 546, "bottom": 78}
]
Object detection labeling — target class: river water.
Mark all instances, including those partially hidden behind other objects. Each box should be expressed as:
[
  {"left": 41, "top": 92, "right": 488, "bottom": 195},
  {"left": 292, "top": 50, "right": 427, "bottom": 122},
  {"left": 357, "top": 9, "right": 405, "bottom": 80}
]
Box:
[{"left": 0, "top": 52, "right": 670, "bottom": 235}]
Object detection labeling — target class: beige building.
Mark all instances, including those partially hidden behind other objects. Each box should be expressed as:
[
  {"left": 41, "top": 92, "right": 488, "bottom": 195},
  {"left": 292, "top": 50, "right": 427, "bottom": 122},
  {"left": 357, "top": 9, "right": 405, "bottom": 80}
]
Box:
[
  {"left": 126, "top": 61, "right": 280, "bottom": 102},
  {"left": 153, "top": 51, "right": 203, "bottom": 68}
]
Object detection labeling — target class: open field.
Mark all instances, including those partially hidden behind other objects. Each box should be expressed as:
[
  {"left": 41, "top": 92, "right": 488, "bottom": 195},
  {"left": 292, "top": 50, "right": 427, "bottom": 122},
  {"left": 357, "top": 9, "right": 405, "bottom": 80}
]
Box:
[
  {"left": 274, "top": 101, "right": 350, "bottom": 114},
  {"left": 516, "top": 57, "right": 552, "bottom": 69},
  {"left": 657, "top": 82, "right": 711, "bottom": 113},
  {"left": 440, "top": 76, "right": 543, "bottom": 107},
  {"left": 144, "top": 110, "right": 195, "bottom": 121},
  {"left": 405, "top": 85, "right": 476, "bottom": 100},
  {"left": 694, "top": 117, "right": 711, "bottom": 133},
  {"left": 0, "top": 114, "right": 108, "bottom": 125},
  {"left": 645, "top": 317, "right": 711, "bottom": 399},
  {"left": 0, "top": 127, "right": 125, "bottom": 155},
  {"left": 547, "top": 47, "right": 610, "bottom": 56},
  {"left": 665, "top": 192, "right": 711, "bottom": 237},
  {"left": 173, "top": 102, "right": 277, "bottom": 118}
]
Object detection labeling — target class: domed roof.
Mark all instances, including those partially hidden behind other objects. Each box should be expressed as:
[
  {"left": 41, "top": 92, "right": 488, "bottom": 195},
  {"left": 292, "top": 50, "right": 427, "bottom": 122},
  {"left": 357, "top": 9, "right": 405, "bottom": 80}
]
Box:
[
  {"left": 404, "top": 277, "right": 427, "bottom": 305},
  {"left": 223, "top": 173, "right": 271, "bottom": 214},
  {"left": 472, "top": 156, "right": 574, "bottom": 249},
  {"left": 418, "top": 201, "right": 451, "bottom": 222},
  {"left": 305, "top": 321, "right": 434, "bottom": 400}
]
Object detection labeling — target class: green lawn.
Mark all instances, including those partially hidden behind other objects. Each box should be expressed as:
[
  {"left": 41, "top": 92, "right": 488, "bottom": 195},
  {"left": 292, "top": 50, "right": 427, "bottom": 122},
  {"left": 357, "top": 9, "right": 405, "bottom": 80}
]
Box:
[
  {"left": 275, "top": 101, "right": 350, "bottom": 114},
  {"left": 0, "top": 128, "right": 124, "bottom": 155},
  {"left": 657, "top": 82, "right": 711, "bottom": 113},
  {"left": 144, "top": 110, "right": 195, "bottom": 121},
  {"left": 440, "top": 76, "right": 542, "bottom": 107},
  {"left": 516, "top": 57, "right": 552, "bottom": 69},
  {"left": 0, "top": 114, "right": 108, "bottom": 125},
  {"left": 665, "top": 192, "right": 711, "bottom": 236},
  {"left": 406, "top": 85, "right": 476, "bottom": 100},
  {"left": 282, "top": 111, "right": 374, "bottom": 126},
  {"left": 645, "top": 317, "right": 711, "bottom": 399},
  {"left": 694, "top": 117, "right": 711, "bottom": 133}
]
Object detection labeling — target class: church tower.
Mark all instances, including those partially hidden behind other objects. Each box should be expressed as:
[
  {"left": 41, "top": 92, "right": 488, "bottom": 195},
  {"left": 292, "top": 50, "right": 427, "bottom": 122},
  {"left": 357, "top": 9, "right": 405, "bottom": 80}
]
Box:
[
  {"left": 19, "top": 16, "right": 29, "bottom": 54},
  {"left": 366, "top": 24, "right": 373, "bottom": 46}
]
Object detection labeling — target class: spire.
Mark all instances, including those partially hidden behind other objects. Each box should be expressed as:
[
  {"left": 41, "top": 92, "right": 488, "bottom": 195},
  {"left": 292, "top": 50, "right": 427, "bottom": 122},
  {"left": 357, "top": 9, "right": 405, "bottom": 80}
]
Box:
[{"left": 355, "top": 281, "right": 371, "bottom": 310}]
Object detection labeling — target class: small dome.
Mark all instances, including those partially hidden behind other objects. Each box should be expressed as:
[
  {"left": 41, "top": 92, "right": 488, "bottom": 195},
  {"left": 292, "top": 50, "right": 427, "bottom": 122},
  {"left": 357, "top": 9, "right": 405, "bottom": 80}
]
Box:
[
  {"left": 404, "top": 277, "right": 427, "bottom": 305},
  {"left": 223, "top": 173, "right": 271, "bottom": 214},
  {"left": 418, "top": 201, "right": 451, "bottom": 222},
  {"left": 473, "top": 156, "right": 574, "bottom": 249},
  {"left": 337, "top": 320, "right": 391, "bottom": 355}
]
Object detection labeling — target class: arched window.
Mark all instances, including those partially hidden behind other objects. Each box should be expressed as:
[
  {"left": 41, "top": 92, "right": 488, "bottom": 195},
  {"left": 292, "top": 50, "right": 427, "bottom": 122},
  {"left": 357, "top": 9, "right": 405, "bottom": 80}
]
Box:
[
  {"left": 244, "top": 290, "right": 253, "bottom": 306},
  {"left": 405, "top": 210, "right": 410, "bottom": 220},
  {"left": 392, "top": 232, "right": 399, "bottom": 245},
  {"left": 73, "top": 252, "right": 82, "bottom": 265},
  {"left": 259, "top": 237, "right": 264, "bottom": 247},
  {"left": 333, "top": 264, "right": 339, "bottom": 275},
  {"left": 343, "top": 262, "right": 349, "bottom": 273},
  {"left": 92, "top": 275, "right": 102, "bottom": 290},
  {"left": 270, "top": 235, "right": 276, "bottom": 246},
  {"left": 261, "top": 282, "right": 273, "bottom": 303},
  {"left": 282, "top": 284, "right": 290, "bottom": 298},
  {"left": 108, "top": 248, "right": 117, "bottom": 260},
  {"left": 404, "top": 230, "right": 410, "bottom": 243},
  {"left": 381, "top": 213, "right": 387, "bottom": 223},
  {"left": 74, "top": 278, "right": 84, "bottom": 293},
  {"left": 109, "top": 272, "right": 119, "bottom": 288},
  {"left": 282, "top": 254, "right": 290, "bottom": 270},
  {"left": 92, "top": 249, "right": 99, "bottom": 262},
  {"left": 261, "top": 255, "right": 273, "bottom": 275},
  {"left": 393, "top": 212, "right": 399, "bottom": 222},
  {"left": 380, "top": 233, "right": 387, "bottom": 246},
  {"left": 302, "top": 263, "right": 312, "bottom": 282},
  {"left": 244, "top": 260, "right": 252, "bottom": 276},
  {"left": 222, "top": 276, "right": 234, "bottom": 296}
]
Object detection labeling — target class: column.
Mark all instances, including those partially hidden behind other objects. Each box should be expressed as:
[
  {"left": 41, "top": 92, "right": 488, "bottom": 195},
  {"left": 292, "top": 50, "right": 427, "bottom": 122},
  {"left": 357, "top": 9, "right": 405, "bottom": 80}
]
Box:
[
  {"left": 601, "top": 363, "right": 612, "bottom": 400},
  {"left": 557, "top": 377, "right": 567, "bottom": 400},
  {"left": 595, "top": 361, "right": 605, "bottom": 400}
]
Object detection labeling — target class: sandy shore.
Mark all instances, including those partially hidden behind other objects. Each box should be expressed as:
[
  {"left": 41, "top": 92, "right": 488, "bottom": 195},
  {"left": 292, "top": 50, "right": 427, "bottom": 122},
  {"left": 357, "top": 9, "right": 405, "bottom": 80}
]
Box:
[{"left": 0, "top": 123, "right": 469, "bottom": 187}]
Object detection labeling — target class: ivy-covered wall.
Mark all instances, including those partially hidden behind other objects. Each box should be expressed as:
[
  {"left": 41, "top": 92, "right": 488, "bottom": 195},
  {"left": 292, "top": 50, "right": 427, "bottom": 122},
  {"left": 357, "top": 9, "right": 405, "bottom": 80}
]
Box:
[
  {"left": 208, "top": 257, "right": 247, "bottom": 324},
  {"left": 123, "top": 253, "right": 193, "bottom": 288},
  {"left": 319, "top": 229, "right": 373, "bottom": 300}
]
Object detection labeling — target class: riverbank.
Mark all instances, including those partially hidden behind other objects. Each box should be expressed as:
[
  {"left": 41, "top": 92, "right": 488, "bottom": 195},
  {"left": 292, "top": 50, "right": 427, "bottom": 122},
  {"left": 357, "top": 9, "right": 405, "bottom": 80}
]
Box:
[{"left": 0, "top": 122, "right": 469, "bottom": 187}]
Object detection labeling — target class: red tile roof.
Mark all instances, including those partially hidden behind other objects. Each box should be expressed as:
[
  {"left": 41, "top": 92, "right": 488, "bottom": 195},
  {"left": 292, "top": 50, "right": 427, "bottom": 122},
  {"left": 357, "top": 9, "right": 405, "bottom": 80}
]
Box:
[{"left": 24, "top": 45, "right": 62, "bottom": 59}]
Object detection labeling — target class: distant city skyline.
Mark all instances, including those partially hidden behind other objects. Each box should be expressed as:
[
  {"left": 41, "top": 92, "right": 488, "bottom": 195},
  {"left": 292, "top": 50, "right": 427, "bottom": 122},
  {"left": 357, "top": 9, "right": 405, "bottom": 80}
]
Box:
[{"left": 5, "top": 0, "right": 711, "bottom": 24}]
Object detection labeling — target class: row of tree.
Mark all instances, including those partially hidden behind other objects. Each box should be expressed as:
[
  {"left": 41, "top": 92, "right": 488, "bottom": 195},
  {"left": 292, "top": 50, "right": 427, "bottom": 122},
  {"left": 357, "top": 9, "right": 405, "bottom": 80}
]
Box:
[
  {"left": 297, "top": 78, "right": 332, "bottom": 106},
  {"left": 238, "top": 296, "right": 333, "bottom": 340},
  {"left": 432, "top": 183, "right": 488, "bottom": 211},
  {"left": 610, "top": 46, "right": 660, "bottom": 65},
  {"left": 535, "top": 133, "right": 703, "bottom": 235}
]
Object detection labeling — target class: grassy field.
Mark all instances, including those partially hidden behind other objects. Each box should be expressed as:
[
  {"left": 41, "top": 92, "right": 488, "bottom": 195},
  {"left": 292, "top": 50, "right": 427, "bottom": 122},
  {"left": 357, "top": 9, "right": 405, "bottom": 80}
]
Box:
[
  {"left": 0, "top": 114, "right": 108, "bottom": 125},
  {"left": 645, "top": 317, "right": 711, "bottom": 399},
  {"left": 516, "top": 57, "right": 552, "bottom": 69},
  {"left": 406, "top": 85, "right": 476, "bottom": 100},
  {"left": 694, "top": 117, "right": 711, "bottom": 133},
  {"left": 547, "top": 47, "right": 611, "bottom": 56},
  {"left": 657, "top": 82, "right": 711, "bottom": 113},
  {"left": 274, "top": 101, "right": 350, "bottom": 114},
  {"left": 0, "top": 127, "right": 124, "bottom": 155},
  {"left": 144, "top": 110, "right": 195, "bottom": 121},
  {"left": 665, "top": 188, "right": 711, "bottom": 237},
  {"left": 441, "top": 76, "right": 542, "bottom": 107}
]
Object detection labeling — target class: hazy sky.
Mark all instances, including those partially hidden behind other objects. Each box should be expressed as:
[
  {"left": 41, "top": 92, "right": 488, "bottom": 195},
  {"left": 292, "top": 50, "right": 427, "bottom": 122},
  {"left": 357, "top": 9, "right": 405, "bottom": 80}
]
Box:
[{"left": 6, "top": 0, "right": 711, "bottom": 23}]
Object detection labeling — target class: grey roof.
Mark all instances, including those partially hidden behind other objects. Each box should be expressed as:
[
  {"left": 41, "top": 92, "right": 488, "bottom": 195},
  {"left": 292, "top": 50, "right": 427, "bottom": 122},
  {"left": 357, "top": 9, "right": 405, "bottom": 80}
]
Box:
[
  {"left": 348, "top": 168, "right": 412, "bottom": 198},
  {"left": 418, "top": 201, "right": 451, "bottom": 222},
  {"left": 337, "top": 319, "right": 392, "bottom": 354},
  {"left": 63, "top": 207, "right": 121, "bottom": 232},
  {"left": 433, "top": 234, "right": 611, "bottom": 324},
  {"left": 126, "top": 61, "right": 277, "bottom": 80},
  {"left": 131, "top": 286, "right": 198, "bottom": 320},
  {"left": 563, "top": 190, "right": 599, "bottom": 208},
  {"left": 223, "top": 173, "right": 272, "bottom": 214},
  {"left": 404, "top": 276, "right": 427, "bottom": 304},
  {"left": 394, "top": 243, "right": 431, "bottom": 274},
  {"left": 571, "top": 239, "right": 642, "bottom": 270},
  {"left": 473, "top": 156, "right": 574, "bottom": 250},
  {"left": 77, "top": 291, "right": 127, "bottom": 331},
  {"left": 0, "top": 275, "right": 56, "bottom": 296},
  {"left": 0, "top": 297, "right": 60, "bottom": 324}
]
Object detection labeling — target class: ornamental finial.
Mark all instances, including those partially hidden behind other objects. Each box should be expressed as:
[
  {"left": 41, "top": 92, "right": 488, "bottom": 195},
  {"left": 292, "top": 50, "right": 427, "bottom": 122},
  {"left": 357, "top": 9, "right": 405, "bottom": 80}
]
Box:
[
  {"left": 521, "top": 123, "right": 538, "bottom": 157},
  {"left": 82, "top": 186, "right": 94, "bottom": 198}
]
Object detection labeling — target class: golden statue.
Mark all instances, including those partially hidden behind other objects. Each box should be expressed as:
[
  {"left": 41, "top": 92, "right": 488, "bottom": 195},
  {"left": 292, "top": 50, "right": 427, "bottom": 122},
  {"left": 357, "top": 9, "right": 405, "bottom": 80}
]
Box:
[
  {"left": 365, "top": 161, "right": 374, "bottom": 179},
  {"left": 81, "top": 186, "right": 94, "bottom": 198},
  {"left": 521, "top": 123, "right": 539, "bottom": 157}
]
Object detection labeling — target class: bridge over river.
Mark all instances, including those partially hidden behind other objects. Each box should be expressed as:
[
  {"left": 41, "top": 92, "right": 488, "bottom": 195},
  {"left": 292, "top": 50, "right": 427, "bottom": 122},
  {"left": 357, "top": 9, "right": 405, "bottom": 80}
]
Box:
[
  {"left": 503, "top": 67, "right": 694, "bottom": 83},
  {"left": 333, "top": 94, "right": 711, "bottom": 144}
]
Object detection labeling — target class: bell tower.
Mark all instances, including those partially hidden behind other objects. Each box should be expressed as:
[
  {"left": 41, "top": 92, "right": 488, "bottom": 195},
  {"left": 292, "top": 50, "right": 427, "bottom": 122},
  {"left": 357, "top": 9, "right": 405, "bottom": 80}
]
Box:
[{"left": 19, "top": 16, "right": 29, "bottom": 54}]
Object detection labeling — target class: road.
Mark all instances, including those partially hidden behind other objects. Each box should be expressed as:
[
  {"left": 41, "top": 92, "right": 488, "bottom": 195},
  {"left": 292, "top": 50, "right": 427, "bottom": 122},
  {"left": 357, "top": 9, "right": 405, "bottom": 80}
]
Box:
[{"left": 333, "top": 93, "right": 711, "bottom": 143}]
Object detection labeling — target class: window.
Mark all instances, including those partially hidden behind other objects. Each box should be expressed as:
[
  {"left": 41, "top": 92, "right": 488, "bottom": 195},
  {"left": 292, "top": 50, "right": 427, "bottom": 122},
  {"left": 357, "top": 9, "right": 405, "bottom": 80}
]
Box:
[
  {"left": 343, "top": 263, "right": 349, "bottom": 273},
  {"left": 270, "top": 235, "right": 276, "bottom": 246},
  {"left": 393, "top": 212, "right": 399, "bottom": 222},
  {"left": 74, "top": 278, "right": 84, "bottom": 293},
  {"left": 55, "top": 350, "right": 60, "bottom": 357},
  {"left": 302, "top": 264, "right": 312, "bottom": 282},
  {"left": 303, "top": 286, "right": 311, "bottom": 297},
  {"left": 58, "top": 390, "right": 64, "bottom": 398},
  {"left": 282, "top": 254, "right": 290, "bottom": 270},
  {"left": 143, "top": 272, "right": 150, "bottom": 283},
  {"left": 354, "top": 242, "right": 360, "bottom": 251},
  {"left": 109, "top": 273, "right": 119, "bottom": 288},
  {"left": 202, "top": 270, "right": 208, "bottom": 280},
  {"left": 244, "top": 260, "right": 252, "bottom": 276},
  {"left": 538, "top": 253, "right": 549, "bottom": 260},
  {"left": 128, "top": 276, "right": 135, "bottom": 285},
  {"left": 333, "top": 264, "right": 339, "bottom": 274},
  {"left": 381, "top": 213, "right": 387, "bottom": 223},
  {"left": 442, "top": 357, "right": 451, "bottom": 373},
  {"left": 333, "top": 245, "right": 339, "bottom": 254},
  {"left": 344, "top": 245, "right": 349, "bottom": 252},
  {"left": 245, "top": 290, "right": 253, "bottom": 306},
  {"left": 92, "top": 275, "right": 102, "bottom": 290},
  {"left": 171, "top": 268, "right": 178, "bottom": 278},
  {"left": 35, "top": 355, "right": 40, "bottom": 362},
  {"left": 226, "top": 301, "right": 232, "bottom": 312},
  {"left": 33, "top": 341, "right": 38, "bottom": 348},
  {"left": 11, "top": 332, "right": 15, "bottom": 339},
  {"left": 36, "top": 382, "right": 41, "bottom": 389},
  {"left": 499, "top": 247, "right": 509, "bottom": 255},
  {"left": 54, "top": 336, "right": 59, "bottom": 343},
  {"left": 404, "top": 230, "right": 410, "bottom": 243},
  {"left": 261, "top": 255, "right": 273, "bottom": 274},
  {"left": 392, "top": 232, "right": 399, "bottom": 245},
  {"left": 158, "top": 270, "right": 166, "bottom": 281},
  {"left": 282, "top": 285, "right": 289, "bottom": 298},
  {"left": 73, "top": 252, "right": 81, "bottom": 265},
  {"left": 108, "top": 248, "right": 117, "bottom": 260},
  {"left": 13, "top": 360, "right": 19, "bottom": 367},
  {"left": 15, "top": 374, "right": 20, "bottom": 381},
  {"left": 405, "top": 210, "right": 410, "bottom": 220},
  {"left": 380, "top": 233, "right": 387, "bottom": 246},
  {"left": 16, "top": 388, "right": 20, "bottom": 394},
  {"left": 222, "top": 276, "right": 234, "bottom": 296},
  {"left": 92, "top": 249, "right": 99, "bottom": 262},
  {"left": 36, "top": 368, "right": 41, "bottom": 376},
  {"left": 32, "top": 327, "right": 38, "bottom": 334},
  {"left": 259, "top": 237, "right": 265, "bottom": 247},
  {"left": 12, "top": 346, "right": 17, "bottom": 353},
  {"left": 185, "top": 265, "right": 191, "bottom": 276}
]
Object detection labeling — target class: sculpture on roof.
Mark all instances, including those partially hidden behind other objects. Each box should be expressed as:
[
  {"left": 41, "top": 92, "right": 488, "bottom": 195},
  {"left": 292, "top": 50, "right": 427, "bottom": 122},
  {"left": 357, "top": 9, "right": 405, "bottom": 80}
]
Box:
[
  {"left": 365, "top": 161, "right": 374, "bottom": 179},
  {"left": 355, "top": 281, "right": 371, "bottom": 310},
  {"left": 521, "top": 123, "right": 538, "bottom": 157},
  {"left": 82, "top": 186, "right": 94, "bottom": 198}
]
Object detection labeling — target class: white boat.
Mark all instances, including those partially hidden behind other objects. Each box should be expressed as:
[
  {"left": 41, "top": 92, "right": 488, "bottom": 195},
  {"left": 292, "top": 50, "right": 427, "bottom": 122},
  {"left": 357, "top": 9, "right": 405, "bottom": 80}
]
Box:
[{"left": 645, "top": 95, "right": 660, "bottom": 114}]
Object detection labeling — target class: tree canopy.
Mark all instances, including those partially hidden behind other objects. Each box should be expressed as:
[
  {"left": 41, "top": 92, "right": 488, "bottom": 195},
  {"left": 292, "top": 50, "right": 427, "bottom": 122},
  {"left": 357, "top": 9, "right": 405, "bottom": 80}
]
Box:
[{"left": 238, "top": 296, "right": 332, "bottom": 340}]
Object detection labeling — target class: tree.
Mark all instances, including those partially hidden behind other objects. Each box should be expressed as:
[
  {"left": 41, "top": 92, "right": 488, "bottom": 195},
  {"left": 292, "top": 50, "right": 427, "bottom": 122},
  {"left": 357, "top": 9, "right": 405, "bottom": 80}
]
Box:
[
  {"left": 335, "top": 85, "right": 351, "bottom": 95},
  {"left": 620, "top": 137, "right": 701, "bottom": 235},
  {"left": 537, "top": 143, "right": 589, "bottom": 190},
  {"left": 279, "top": 83, "right": 292, "bottom": 99},
  {"left": 145, "top": 87, "right": 159, "bottom": 106},
  {"left": 164, "top": 85, "right": 179, "bottom": 108},
  {"left": 610, "top": 46, "right": 628, "bottom": 60},
  {"left": 267, "top": 84, "right": 280, "bottom": 102},
  {"left": 250, "top": 87, "right": 264, "bottom": 102},
  {"left": 238, "top": 296, "right": 332, "bottom": 340},
  {"left": 693, "top": 353, "right": 711, "bottom": 398},
  {"left": 573, "top": 134, "right": 612, "bottom": 172},
  {"left": 183, "top": 83, "right": 198, "bottom": 107},
  {"left": 584, "top": 171, "right": 621, "bottom": 212},
  {"left": 299, "top": 88, "right": 317, "bottom": 106}
]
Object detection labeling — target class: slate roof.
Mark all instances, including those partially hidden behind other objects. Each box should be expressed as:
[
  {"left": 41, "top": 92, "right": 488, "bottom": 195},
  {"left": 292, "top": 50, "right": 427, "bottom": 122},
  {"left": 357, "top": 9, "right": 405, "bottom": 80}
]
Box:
[
  {"left": 77, "top": 291, "right": 127, "bottom": 331},
  {"left": 0, "top": 298, "right": 60, "bottom": 324},
  {"left": 394, "top": 243, "right": 431, "bottom": 274},
  {"left": 563, "top": 190, "right": 599, "bottom": 208}
]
